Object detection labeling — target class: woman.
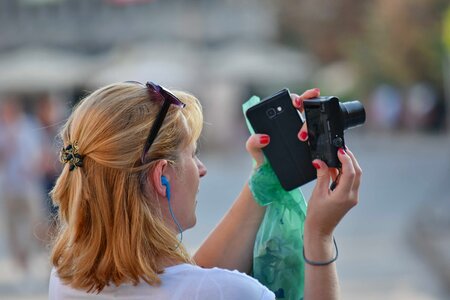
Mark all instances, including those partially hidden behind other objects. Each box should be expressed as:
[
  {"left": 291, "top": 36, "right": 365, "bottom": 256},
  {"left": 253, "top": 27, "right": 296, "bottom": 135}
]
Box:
[{"left": 49, "top": 82, "right": 362, "bottom": 299}]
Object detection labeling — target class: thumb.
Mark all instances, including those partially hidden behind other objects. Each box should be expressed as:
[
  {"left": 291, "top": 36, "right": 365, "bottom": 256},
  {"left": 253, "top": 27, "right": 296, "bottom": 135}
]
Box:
[
  {"left": 312, "top": 159, "right": 330, "bottom": 194},
  {"left": 246, "top": 134, "right": 270, "bottom": 168}
]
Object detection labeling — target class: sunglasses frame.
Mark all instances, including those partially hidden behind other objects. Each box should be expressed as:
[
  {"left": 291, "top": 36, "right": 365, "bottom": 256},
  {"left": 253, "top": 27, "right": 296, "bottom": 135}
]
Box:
[{"left": 140, "top": 81, "right": 186, "bottom": 163}]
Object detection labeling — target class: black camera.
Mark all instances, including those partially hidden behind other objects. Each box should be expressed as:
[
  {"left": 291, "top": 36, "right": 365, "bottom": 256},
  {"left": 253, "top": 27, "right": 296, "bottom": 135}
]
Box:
[{"left": 304, "top": 96, "right": 366, "bottom": 168}]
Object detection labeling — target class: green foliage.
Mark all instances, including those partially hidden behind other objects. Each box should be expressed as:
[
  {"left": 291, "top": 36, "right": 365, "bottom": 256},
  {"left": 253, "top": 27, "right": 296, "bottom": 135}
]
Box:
[
  {"left": 444, "top": 6, "right": 450, "bottom": 53},
  {"left": 278, "top": 0, "right": 448, "bottom": 95}
]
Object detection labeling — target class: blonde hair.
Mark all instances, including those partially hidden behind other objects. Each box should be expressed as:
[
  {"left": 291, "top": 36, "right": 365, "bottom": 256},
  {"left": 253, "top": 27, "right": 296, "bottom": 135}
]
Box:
[{"left": 50, "top": 82, "right": 203, "bottom": 293}]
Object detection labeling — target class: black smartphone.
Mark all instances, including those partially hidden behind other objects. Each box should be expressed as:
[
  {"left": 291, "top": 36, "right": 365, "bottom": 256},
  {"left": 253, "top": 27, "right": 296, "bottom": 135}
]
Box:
[{"left": 245, "top": 88, "right": 317, "bottom": 191}]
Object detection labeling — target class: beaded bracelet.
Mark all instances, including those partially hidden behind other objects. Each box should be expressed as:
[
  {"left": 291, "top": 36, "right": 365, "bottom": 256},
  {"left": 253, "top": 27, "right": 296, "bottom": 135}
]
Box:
[{"left": 302, "top": 237, "right": 338, "bottom": 266}]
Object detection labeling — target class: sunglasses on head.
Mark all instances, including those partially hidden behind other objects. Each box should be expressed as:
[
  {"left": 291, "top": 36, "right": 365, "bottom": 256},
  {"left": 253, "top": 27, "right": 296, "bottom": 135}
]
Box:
[{"left": 126, "top": 81, "right": 186, "bottom": 164}]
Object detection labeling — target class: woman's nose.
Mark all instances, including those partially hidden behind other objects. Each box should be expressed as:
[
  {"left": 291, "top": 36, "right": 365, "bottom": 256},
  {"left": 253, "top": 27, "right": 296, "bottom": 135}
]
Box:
[{"left": 197, "top": 159, "right": 207, "bottom": 178}]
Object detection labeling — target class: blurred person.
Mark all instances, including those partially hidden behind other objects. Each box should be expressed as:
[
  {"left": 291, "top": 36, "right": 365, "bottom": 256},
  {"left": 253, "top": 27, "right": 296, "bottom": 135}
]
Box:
[
  {"left": 369, "top": 84, "right": 403, "bottom": 131},
  {"left": 0, "top": 97, "right": 45, "bottom": 273},
  {"left": 35, "top": 95, "right": 65, "bottom": 240},
  {"left": 404, "top": 82, "right": 439, "bottom": 131},
  {"left": 49, "top": 82, "right": 362, "bottom": 299}
]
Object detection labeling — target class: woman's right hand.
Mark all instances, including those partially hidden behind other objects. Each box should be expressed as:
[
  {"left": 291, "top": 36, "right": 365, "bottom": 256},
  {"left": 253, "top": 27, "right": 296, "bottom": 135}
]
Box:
[{"left": 304, "top": 147, "right": 362, "bottom": 241}]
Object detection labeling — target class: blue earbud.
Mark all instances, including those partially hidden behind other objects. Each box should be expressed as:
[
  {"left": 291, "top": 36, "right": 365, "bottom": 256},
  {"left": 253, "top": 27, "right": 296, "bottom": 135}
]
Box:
[
  {"left": 161, "top": 175, "right": 171, "bottom": 201},
  {"left": 161, "top": 175, "right": 182, "bottom": 248}
]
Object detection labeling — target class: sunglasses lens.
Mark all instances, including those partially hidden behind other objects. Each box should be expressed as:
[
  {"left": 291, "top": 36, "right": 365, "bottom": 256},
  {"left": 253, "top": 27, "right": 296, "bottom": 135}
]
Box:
[{"left": 146, "top": 82, "right": 185, "bottom": 107}]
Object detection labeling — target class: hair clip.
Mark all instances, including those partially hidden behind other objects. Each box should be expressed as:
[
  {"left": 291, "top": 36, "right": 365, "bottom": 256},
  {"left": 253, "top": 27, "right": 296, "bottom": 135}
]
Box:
[{"left": 60, "top": 142, "right": 84, "bottom": 171}]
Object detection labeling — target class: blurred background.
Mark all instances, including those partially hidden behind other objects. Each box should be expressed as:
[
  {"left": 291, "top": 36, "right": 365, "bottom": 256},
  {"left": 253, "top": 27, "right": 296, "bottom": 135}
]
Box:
[{"left": 0, "top": 0, "right": 450, "bottom": 299}]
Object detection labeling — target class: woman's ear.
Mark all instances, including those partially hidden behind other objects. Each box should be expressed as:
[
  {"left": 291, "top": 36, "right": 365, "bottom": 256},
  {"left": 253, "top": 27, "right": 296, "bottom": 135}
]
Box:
[{"left": 148, "top": 159, "right": 169, "bottom": 199}]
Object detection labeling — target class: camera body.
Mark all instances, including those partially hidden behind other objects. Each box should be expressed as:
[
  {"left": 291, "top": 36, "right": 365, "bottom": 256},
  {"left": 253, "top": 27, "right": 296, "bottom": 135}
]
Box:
[{"left": 304, "top": 96, "right": 365, "bottom": 168}]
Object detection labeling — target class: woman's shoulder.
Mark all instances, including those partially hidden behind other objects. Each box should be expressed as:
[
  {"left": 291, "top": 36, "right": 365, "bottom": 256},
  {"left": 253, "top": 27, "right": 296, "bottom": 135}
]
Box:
[
  {"left": 163, "top": 264, "right": 275, "bottom": 299},
  {"left": 169, "top": 263, "right": 260, "bottom": 284},
  {"left": 164, "top": 263, "right": 253, "bottom": 281}
]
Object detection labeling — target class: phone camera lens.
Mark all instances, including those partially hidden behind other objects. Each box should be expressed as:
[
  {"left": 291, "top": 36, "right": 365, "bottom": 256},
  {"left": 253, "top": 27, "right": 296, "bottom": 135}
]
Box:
[{"left": 266, "top": 108, "right": 277, "bottom": 119}]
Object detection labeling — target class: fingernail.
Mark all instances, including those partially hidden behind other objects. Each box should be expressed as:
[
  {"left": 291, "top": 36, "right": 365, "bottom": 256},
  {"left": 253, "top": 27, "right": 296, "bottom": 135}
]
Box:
[
  {"left": 312, "top": 162, "right": 321, "bottom": 169},
  {"left": 295, "top": 97, "right": 302, "bottom": 107},
  {"left": 314, "top": 88, "right": 320, "bottom": 93},
  {"left": 260, "top": 135, "right": 270, "bottom": 144},
  {"left": 339, "top": 148, "right": 346, "bottom": 155},
  {"left": 300, "top": 131, "right": 308, "bottom": 140}
]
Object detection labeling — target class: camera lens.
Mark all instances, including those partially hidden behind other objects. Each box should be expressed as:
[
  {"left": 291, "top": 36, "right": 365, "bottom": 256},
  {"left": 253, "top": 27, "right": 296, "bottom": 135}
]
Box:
[
  {"left": 339, "top": 101, "right": 366, "bottom": 130},
  {"left": 266, "top": 108, "right": 277, "bottom": 119}
]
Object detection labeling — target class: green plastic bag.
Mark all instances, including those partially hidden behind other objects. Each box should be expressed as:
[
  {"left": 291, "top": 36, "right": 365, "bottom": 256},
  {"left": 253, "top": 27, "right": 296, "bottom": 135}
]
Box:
[{"left": 243, "top": 96, "right": 307, "bottom": 300}]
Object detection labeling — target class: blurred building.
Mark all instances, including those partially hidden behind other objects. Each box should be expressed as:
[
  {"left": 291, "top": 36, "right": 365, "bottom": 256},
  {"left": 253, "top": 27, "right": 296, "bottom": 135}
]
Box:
[
  {"left": 0, "top": 0, "right": 278, "bottom": 52},
  {"left": 0, "top": 0, "right": 315, "bottom": 149}
]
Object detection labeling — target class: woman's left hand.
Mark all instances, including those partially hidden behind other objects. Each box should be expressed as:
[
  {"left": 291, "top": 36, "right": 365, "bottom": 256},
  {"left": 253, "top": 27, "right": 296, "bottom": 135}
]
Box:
[{"left": 245, "top": 133, "right": 270, "bottom": 169}]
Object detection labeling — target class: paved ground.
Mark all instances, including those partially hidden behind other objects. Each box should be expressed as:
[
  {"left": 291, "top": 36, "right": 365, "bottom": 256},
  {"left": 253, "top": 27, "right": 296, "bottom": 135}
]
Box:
[{"left": 1, "top": 131, "right": 449, "bottom": 299}]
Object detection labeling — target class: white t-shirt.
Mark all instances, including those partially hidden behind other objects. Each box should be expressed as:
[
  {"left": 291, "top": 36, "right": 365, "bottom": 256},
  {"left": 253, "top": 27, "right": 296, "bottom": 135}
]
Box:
[{"left": 49, "top": 264, "right": 275, "bottom": 300}]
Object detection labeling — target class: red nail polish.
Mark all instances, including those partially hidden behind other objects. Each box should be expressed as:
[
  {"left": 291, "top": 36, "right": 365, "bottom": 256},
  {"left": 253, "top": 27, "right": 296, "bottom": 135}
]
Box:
[
  {"left": 295, "top": 97, "right": 302, "bottom": 107},
  {"left": 314, "top": 88, "right": 320, "bottom": 93},
  {"left": 300, "top": 131, "right": 308, "bottom": 140},
  {"left": 312, "top": 162, "right": 321, "bottom": 169},
  {"left": 339, "top": 148, "right": 346, "bottom": 155},
  {"left": 260, "top": 135, "right": 270, "bottom": 144}
]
